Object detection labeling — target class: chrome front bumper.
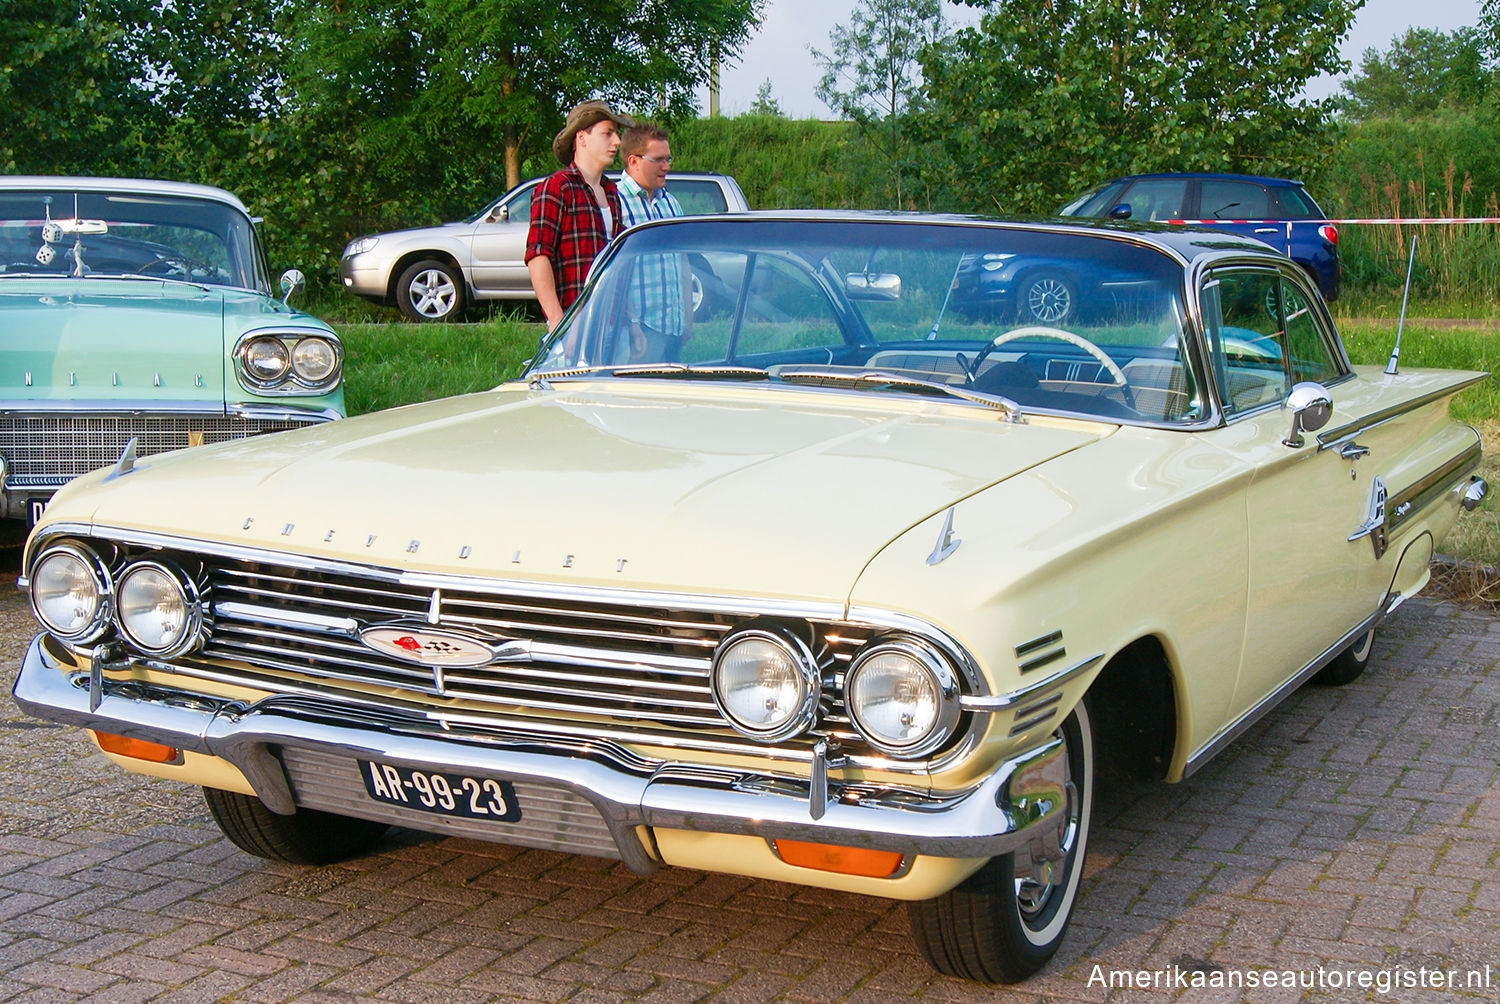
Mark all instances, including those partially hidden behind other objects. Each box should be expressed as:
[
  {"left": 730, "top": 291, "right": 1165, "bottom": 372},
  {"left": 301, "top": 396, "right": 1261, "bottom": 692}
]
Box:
[{"left": 13, "top": 634, "right": 1070, "bottom": 876}]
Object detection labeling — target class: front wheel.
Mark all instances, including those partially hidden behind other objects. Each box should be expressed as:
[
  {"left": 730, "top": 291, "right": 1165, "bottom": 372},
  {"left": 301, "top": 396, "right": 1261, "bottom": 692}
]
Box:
[
  {"left": 396, "top": 258, "right": 465, "bottom": 322},
  {"left": 203, "top": 787, "right": 388, "bottom": 865},
  {"left": 909, "top": 699, "right": 1093, "bottom": 983}
]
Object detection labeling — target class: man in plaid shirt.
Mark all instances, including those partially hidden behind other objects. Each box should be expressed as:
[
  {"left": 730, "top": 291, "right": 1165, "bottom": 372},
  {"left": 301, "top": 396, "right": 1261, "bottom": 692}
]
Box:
[
  {"left": 614, "top": 122, "right": 693, "bottom": 363},
  {"left": 526, "top": 100, "right": 633, "bottom": 335}
]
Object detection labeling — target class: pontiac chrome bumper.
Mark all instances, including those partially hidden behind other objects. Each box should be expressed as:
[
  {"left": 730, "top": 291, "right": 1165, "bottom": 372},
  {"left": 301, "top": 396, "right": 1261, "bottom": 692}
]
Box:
[{"left": 13, "top": 634, "right": 1069, "bottom": 876}]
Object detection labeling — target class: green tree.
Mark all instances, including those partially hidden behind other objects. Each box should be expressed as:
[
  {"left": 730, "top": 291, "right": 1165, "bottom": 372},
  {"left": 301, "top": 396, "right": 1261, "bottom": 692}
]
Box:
[
  {"left": 812, "top": 0, "right": 945, "bottom": 207},
  {"left": 918, "top": 0, "right": 1360, "bottom": 215},
  {"left": 1339, "top": 27, "right": 1488, "bottom": 120},
  {"left": 750, "top": 78, "right": 784, "bottom": 116},
  {"left": 0, "top": 0, "right": 158, "bottom": 174}
]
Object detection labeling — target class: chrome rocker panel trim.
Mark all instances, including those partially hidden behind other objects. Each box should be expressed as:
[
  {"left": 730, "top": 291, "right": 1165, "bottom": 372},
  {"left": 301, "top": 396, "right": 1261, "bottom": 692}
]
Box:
[{"left": 14, "top": 634, "right": 1071, "bottom": 872}]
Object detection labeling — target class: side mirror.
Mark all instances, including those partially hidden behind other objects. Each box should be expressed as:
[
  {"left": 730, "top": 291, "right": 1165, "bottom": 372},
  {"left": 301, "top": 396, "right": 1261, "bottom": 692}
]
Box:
[
  {"left": 1283, "top": 381, "right": 1332, "bottom": 448},
  {"left": 279, "top": 268, "right": 306, "bottom": 304},
  {"left": 1107, "top": 203, "right": 1133, "bottom": 220}
]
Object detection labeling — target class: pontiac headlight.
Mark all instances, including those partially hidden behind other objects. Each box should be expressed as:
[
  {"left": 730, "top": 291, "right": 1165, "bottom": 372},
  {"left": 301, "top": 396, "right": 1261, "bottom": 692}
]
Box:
[
  {"left": 846, "top": 638, "right": 961, "bottom": 757},
  {"left": 711, "top": 627, "right": 821, "bottom": 742},
  {"left": 31, "top": 545, "right": 110, "bottom": 644},
  {"left": 116, "top": 561, "right": 200, "bottom": 656},
  {"left": 291, "top": 336, "right": 339, "bottom": 385},
  {"left": 242, "top": 336, "right": 290, "bottom": 383}
]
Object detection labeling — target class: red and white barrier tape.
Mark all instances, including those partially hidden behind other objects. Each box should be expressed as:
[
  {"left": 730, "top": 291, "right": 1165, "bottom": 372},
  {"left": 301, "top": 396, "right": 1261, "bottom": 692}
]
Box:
[{"left": 1166, "top": 217, "right": 1500, "bottom": 225}]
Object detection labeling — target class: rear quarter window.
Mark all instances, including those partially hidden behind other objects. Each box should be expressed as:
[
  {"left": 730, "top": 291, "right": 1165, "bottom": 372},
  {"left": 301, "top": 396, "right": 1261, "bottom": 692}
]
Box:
[{"left": 669, "top": 181, "right": 729, "bottom": 216}]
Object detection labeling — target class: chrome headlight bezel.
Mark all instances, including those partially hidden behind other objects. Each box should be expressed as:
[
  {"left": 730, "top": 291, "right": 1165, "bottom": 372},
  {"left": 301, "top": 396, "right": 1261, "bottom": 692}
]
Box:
[
  {"left": 710, "top": 625, "right": 823, "bottom": 743},
  {"left": 234, "top": 330, "right": 344, "bottom": 394},
  {"left": 114, "top": 559, "right": 204, "bottom": 658},
  {"left": 845, "top": 636, "right": 962, "bottom": 758},
  {"left": 29, "top": 543, "right": 113, "bottom": 646}
]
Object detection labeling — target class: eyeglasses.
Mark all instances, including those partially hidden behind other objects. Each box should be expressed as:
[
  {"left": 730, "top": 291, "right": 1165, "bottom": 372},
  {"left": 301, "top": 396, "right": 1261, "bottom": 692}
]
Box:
[{"left": 637, "top": 154, "right": 673, "bottom": 165}]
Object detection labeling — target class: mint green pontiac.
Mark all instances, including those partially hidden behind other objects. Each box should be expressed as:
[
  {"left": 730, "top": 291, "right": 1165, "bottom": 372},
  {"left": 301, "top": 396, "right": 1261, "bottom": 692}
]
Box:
[
  {"left": 0, "top": 176, "right": 343, "bottom": 524},
  {"left": 12, "top": 213, "right": 1486, "bottom": 983}
]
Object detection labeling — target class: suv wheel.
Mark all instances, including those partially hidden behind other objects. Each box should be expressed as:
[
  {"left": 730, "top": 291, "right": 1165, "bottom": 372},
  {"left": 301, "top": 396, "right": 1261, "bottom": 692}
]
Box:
[{"left": 397, "top": 259, "right": 465, "bottom": 322}]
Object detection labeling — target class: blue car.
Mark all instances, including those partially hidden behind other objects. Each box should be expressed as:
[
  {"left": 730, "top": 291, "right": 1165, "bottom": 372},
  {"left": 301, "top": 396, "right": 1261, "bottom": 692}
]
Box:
[{"left": 1059, "top": 173, "right": 1340, "bottom": 302}]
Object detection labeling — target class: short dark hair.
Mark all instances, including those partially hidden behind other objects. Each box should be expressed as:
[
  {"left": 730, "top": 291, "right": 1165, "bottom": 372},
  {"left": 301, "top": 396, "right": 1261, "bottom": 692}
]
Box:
[{"left": 622, "top": 122, "right": 670, "bottom": 160}]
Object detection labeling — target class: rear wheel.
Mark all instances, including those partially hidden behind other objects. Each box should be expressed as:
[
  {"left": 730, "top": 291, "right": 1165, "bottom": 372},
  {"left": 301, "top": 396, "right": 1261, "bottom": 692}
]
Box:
[
  {"left": 396, "top": 258, "right": 465, "bottom": 322},
  {"left": 1312, "top": 627, "right": 1374, "bottom": 686},
  {"left": 909, "top": 699, "right": 1094, "bottom": 983},
  {"left": 203, "top": 787, "right": 388, "bottom": 865}
]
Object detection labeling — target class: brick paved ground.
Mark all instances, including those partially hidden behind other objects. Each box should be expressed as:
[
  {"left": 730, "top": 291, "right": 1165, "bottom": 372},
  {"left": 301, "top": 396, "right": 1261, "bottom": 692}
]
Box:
[{"left": 3, "top": 586, "right": 1498, "bottom": 1003}]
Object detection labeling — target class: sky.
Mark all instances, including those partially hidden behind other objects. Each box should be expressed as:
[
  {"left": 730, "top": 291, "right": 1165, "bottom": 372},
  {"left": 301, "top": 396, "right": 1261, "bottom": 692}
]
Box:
[{"left": 698, "top": 0, "right": 1485, "bottom": 119}]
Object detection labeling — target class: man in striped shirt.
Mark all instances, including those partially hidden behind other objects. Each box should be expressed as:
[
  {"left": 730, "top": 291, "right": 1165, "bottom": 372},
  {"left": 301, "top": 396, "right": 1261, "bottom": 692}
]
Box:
[{"left": 615, "top": 122, "right": 693, "bottom": 363}]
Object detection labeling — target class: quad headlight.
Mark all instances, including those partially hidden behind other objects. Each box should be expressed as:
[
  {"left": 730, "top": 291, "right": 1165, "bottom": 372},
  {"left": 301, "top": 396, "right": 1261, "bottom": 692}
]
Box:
[
  {"left": 29, "top": 544, "right": 205, "bottom": 657},
  {"left": 845, "top": 637, "right": 961, "bottom": 757},
  {"left": 115, "top": 561, "right": 202, "bottom": 657},
  {"left": 235, "top": 331, "right": 343, "bottom": 392},
  {"left": 30, "top": 544, "right": 111, "bottom": 645},
  {"left": 710, "top": 626, "right": 822, "bottom": 742}
]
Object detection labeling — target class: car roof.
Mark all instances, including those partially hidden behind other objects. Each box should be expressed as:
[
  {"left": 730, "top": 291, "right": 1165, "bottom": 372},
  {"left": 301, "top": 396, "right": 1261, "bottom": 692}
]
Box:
[
  {"left": 0, "top": 176, "right": 253, "bottom": 214},
  {"left": 641, "top": 208, "right": 1286, "bottom": 265},
  {"left": 1102, "top": 172, "right": 1306, "bottom": 188}
]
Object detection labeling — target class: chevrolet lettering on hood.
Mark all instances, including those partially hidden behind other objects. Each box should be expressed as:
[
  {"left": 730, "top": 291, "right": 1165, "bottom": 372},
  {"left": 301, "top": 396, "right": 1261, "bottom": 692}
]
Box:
[{"left": 12, "top": 212, "right": 1488, "bottom": 986}]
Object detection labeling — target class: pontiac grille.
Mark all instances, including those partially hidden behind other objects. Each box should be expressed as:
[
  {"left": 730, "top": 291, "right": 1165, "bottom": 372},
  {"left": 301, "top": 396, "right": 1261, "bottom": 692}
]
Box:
[{"left": 0, "top": 414, "right": 320, "bottom": 486}]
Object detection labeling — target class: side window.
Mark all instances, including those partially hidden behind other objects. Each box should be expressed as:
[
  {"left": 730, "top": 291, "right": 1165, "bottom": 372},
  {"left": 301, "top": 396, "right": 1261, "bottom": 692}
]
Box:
[
  {"left": 500, "top": 187, "right": 534, "bottom": 223},
  {"left": 1116, "top": 179, "right": 1189, "bottom": 221},
  {"left": 1205, "top": 270, "right": 1341, "bottom": 416},
  {"left": 735, "top": 256, "right": 839, "bottom": 360},
  {"left": 1199, "top": 181, "right": 1270, "bottom": 220}
]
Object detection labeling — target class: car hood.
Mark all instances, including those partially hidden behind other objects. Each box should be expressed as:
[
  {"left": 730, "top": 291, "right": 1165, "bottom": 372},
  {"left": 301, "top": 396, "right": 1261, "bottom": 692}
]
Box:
[
  {"left": 46, "top": 381, "right": 1112, "bottom": 602},
  {"left": 0, "top": 278, "right": 305, "bottom": 405}
]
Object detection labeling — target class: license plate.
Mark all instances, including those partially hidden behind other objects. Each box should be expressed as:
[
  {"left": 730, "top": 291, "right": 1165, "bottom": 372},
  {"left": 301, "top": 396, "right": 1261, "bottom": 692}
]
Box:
[
  {"left": 358, "top": 760, "right": 521, "bottom": 822},
  {"left": 26, "top": 498, "right": 47, "bottom": 526}
]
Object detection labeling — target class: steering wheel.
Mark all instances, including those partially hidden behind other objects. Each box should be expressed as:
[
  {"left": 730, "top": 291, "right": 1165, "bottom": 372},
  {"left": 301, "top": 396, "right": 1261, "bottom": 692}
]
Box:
[
  {"left": 964, "top": 325, "right": 1134, "bottom": 408},
  {"left": 136, "top": 254, "right": 212, "bottom": 279}
]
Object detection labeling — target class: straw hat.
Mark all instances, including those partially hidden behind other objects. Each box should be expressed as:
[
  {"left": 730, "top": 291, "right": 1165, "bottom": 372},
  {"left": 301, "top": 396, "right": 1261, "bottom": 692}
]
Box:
[{"left": 552, "top": 100, "right": 634, "bottom": 166}]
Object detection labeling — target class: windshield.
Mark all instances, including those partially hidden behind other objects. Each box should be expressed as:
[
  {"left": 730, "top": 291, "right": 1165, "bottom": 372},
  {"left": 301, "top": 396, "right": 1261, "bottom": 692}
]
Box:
[
  {"left": 529, "top": 218, "right": 1205, "bottom": 425},
  {"left": 0, "top": 188, "right": 266, "bottom": 290}
]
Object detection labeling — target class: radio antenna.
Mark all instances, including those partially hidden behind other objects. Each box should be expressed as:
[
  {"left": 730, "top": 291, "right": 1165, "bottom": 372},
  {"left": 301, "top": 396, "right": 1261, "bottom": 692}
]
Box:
[{"left": 1385, "top": 234, "right": 1417, "bottom": 376}]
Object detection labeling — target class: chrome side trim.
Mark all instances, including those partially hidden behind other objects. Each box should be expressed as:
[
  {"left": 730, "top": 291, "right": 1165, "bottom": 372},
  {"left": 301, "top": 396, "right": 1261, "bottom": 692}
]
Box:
[
  {"left": 1182, "top": 595, "right": 1400, "bottom": 778},
  {"left": 1316, "top": 374, "right": 1491, "bottom": 451},
  {"left": 958, "top": 654, "right": 1101, "bottom": 712},
  {"left": 1385, "top": 441, "right": 1484, "bottom": 537}
]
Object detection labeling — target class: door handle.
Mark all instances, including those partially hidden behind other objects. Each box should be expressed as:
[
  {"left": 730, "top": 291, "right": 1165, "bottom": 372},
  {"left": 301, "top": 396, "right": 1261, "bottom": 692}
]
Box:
[{"left": 1339, "top": 442, "right": 1370, "bottom": 461}]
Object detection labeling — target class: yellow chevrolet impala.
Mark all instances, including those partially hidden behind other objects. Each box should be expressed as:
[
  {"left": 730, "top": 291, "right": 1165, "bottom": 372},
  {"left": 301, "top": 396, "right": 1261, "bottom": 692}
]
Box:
[{"left": 12, "top": 214, "right": 1488, "bottom": 983}]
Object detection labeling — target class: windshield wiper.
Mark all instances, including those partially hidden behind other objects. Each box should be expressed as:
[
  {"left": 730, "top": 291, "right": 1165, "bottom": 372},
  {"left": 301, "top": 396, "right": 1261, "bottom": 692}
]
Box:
[
  {"left": 533, "top": 363, "right": 770, "bottom": 385},
  {"left": 776, "top": 366, "right": 1023, "bottom": 420}
]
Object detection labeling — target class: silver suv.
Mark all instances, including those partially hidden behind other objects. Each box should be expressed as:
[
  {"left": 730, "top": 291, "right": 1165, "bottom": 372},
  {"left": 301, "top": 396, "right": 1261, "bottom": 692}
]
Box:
[{"left": 339, "top": 172, "right": 749, "bottom": 322}]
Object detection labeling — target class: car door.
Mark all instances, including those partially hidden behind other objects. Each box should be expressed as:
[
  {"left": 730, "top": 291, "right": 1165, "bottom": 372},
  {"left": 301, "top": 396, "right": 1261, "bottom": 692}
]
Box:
[
  {"left": 1198, "top": 267, "right": 1401, "bottom": 722},
  {"left": 468, "top": 184, "right": 538, "bottom": 294}
]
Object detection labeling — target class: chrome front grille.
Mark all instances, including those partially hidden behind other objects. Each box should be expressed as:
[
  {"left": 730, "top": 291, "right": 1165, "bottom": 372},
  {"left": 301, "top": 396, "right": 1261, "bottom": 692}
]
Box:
[
  {"left": 0, "top": 414, "right": 319, "bottom": 485},
  {"left": 172, "top": 552, "right": 885, "bottom": 758}
]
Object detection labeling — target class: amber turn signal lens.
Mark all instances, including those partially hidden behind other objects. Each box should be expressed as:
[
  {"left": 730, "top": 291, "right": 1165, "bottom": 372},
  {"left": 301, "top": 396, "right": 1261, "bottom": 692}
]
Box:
[
  {"left": 91, "top": 730, "right": 180, "bottom": 764},
  {"left": 772, "top": 839, "right": 904, "bottom": 878}
]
